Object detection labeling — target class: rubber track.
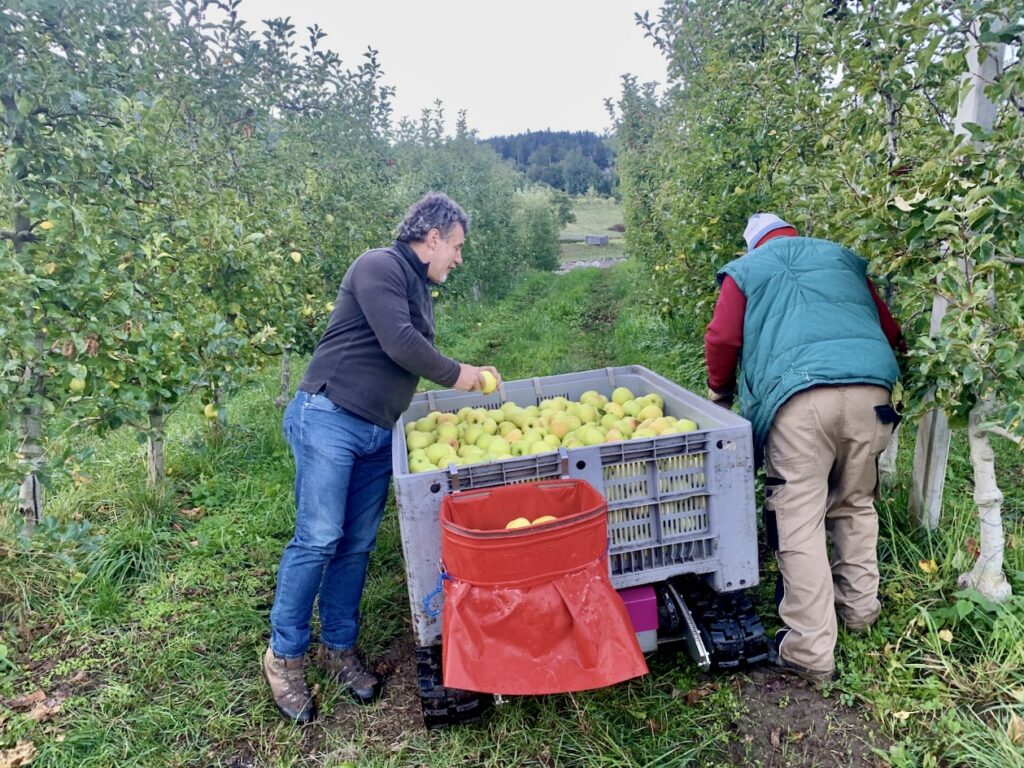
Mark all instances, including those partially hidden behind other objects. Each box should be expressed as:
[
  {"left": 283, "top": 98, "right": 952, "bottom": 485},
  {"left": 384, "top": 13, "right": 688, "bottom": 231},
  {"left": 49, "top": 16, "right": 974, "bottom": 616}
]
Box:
[
  {"left": 678, "top": 580, "right": 771, "bottom": 670},
  {"left": 415, "top": 645, "right": 491, "bottom": 730}
]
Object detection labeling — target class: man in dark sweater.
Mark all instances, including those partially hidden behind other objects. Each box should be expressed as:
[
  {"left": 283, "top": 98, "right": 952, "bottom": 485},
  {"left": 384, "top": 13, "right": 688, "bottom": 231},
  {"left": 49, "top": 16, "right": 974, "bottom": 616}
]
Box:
[{"left": 263, "top": 193, "right": 500, "bottom": 723}]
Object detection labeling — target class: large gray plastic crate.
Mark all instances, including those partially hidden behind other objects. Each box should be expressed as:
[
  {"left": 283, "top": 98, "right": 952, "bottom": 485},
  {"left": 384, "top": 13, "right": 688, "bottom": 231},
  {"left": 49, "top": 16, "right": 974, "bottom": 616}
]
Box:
[{"left": 391, "top": 365, "right": 758, "bottom": 646}]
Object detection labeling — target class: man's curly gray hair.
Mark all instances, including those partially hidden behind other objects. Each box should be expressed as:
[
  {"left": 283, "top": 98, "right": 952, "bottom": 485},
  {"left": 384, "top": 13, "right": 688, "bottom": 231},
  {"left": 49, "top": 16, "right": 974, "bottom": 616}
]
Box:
[{"left": 395, "top": 192, "right": 469, "bottom": 243}]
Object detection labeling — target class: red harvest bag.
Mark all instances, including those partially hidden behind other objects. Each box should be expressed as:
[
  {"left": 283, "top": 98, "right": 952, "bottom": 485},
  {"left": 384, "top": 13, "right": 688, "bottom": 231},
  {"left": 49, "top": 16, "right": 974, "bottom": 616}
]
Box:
[{"left": 440, "top": 479, "right": 648, "bottom": 694}]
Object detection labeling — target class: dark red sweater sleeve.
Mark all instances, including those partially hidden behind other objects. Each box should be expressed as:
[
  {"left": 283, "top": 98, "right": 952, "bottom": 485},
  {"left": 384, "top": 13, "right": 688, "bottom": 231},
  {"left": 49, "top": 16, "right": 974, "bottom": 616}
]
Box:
[
  {"left": 705, "top": 275, "right": 745, "bottom": 394},
  {"left": 867, "top": 279, "right": 906, "bottom": 351}
]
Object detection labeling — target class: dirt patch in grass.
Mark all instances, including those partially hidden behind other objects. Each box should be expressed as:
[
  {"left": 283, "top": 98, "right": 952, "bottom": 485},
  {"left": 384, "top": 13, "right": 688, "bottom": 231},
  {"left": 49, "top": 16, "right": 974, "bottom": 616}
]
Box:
[
  {"left": 280, "top": 634, "right": 889, "bottom": 768},
  {"left": 213, "top": 634, "right": 431, "bottom": 768},
  {"left": 726, "top": 667, "right": 889, "bottom": 767},
  {"left": 317, "top": 632, "right": 426, "bottom": 749}
]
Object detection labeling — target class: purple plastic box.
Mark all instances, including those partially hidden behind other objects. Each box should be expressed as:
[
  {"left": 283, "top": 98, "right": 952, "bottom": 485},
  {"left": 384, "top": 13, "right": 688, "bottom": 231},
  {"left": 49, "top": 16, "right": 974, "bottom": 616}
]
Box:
[{"left": 618, "top": 585, "right": 658, "bottom": 631}]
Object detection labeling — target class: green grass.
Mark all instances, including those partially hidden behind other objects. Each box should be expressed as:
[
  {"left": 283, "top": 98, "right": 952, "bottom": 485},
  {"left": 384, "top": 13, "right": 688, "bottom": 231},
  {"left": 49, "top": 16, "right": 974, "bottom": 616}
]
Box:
[
  {"left": 559, "top": 195, "right": 625, "bottom": 264},
  {"left": 559, "top": 241, "right": 627, "bottom": 265},
  {"left": 560, "top": 195, "right": 624, "bottom": 239},
  {"left": 2, "top": 260, "right": 1023, "bottom": 767}
]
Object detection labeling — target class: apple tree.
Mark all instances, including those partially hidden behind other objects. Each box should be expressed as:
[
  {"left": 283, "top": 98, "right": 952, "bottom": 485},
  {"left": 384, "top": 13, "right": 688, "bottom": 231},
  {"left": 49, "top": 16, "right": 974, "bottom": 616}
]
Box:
[
  {"left": 615, "top": 0, "right": 1022, "bottom": 601},
  {"left": 0, "top": 0, "right": 175, "bottom": 524}
]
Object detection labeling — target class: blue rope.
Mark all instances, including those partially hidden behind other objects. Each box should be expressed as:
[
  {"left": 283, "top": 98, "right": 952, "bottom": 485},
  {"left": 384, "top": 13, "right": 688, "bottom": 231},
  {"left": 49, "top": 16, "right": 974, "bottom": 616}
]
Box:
[{"left": 422, "top": 570, "right": 453, "bottom": 617}]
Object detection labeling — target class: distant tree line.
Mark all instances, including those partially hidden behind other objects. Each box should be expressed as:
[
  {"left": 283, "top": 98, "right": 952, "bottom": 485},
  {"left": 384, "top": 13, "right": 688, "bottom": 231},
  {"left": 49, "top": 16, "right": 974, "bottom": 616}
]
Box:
[{"left": 482, "top": 131, "right": 618, "bottom": 196}]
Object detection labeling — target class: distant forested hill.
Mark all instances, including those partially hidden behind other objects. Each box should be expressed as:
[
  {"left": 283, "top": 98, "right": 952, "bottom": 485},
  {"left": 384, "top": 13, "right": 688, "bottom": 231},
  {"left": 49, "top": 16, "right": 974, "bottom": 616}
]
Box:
[{"left": 482, "top": 130, "right": 617, "bottom": 196}]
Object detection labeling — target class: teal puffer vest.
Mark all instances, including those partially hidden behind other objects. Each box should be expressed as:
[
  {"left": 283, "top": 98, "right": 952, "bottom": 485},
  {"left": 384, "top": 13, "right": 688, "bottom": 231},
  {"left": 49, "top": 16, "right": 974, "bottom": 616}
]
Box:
[{"left": 719, "top": 237, "right": 899, "bottom": 454}]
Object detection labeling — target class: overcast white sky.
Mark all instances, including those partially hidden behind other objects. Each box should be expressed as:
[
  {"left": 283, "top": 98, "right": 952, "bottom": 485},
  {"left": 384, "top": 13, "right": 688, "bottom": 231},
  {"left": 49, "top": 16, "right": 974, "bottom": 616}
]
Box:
[{"left": 233, "top": 1, "right": 667, "bottom": 138}]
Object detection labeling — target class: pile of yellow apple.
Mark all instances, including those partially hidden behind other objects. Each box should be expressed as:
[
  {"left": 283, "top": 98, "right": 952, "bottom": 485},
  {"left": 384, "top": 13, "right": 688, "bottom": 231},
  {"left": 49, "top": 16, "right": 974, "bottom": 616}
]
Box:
[
  {"left": 505, "top": 515, "right": 557, "bottom": 529},
  {"left": 404, "top": 386, "right": 699, "bottom": 473}
]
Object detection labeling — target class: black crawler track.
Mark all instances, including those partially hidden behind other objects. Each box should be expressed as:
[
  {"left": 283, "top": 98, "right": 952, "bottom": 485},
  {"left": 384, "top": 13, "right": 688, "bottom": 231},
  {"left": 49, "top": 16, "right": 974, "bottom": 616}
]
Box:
[
  {"left": 671, "top": 577, "right": 771, "bottom": 670},
  {"left": 415, "top": 644, "right": 491, "bottom": 730}
]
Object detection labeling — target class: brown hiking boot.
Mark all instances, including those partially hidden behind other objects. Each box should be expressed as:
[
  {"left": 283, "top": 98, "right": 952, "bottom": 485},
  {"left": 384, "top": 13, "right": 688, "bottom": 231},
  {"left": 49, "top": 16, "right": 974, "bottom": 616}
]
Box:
[
  {"left": 772, "top": 655, "right": 838, "bottom": 690},
  {"left": 317, "top": 646, "right": 382, "bottom": 704},
  {"left": 262, "top": 647, "right": 316, "bottom": 723}
]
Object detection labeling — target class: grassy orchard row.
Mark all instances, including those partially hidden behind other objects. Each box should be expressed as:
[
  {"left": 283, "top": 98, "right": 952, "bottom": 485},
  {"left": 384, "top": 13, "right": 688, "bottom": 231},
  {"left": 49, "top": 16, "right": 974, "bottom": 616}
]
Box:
[{"left": 403, "top": 386, "right": 700, "bottom": 472}]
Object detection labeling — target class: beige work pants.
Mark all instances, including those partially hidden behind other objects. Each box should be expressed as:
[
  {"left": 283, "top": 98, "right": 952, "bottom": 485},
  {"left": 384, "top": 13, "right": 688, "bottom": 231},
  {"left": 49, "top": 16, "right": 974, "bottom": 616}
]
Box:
[{"left": 764, "top": 385, "right": 894, "bottom": 673}]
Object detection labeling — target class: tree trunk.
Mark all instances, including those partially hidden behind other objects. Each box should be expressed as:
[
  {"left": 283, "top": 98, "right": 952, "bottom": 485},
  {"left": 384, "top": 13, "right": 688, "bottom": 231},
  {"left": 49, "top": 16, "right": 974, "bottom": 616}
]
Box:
[
  {"left": 17, "top": 275, "right": 45, "bottom": 531},
  {"left": 18, "top": 375, "right": 44, "bottom": 533},
  {"left": 274, "top": 347, "right": 292, "bottom": 408},
  {"left": 954, "top": 19, "right": 1009, "bottom": 602},
  {"left": 910, "top": 18, "right": 1004, "bottom": 528},
  {"left": 9, "top": 201, "right": 44, "bottom": 530},
  {"left": 211, "top": 384, "right": 224, "bottom": 434},
  {"left": 957, "top": 395, "right": 1012, "bottom": 602},
  {"left": 146, "top": 407, "right": 165, "bottom": 488}
]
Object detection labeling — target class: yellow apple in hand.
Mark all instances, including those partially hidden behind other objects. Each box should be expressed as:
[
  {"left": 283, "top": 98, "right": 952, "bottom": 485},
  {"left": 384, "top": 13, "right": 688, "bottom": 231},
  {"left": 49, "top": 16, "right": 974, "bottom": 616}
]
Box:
[{"left": 480, "top": 370, "right": 497, "bottom": 394}]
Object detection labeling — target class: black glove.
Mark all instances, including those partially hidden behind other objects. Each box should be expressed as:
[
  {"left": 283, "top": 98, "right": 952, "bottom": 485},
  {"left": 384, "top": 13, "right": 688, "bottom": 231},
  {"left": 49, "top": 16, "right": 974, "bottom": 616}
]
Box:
[{"left": 707, "top": 388, "right": 734, "bottom": 410}]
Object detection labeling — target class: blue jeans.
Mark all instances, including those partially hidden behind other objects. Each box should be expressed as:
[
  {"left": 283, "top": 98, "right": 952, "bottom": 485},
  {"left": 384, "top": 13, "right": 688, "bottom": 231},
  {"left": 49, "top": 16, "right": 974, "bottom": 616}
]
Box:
[{"left": 270, "top": 390, "right": 393, "bottom": 659}]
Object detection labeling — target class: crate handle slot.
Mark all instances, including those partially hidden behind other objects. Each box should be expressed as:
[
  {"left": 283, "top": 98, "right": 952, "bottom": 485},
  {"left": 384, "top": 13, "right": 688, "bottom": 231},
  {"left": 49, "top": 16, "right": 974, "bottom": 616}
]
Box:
[
  {"left": 604, "top": 367, "right": 617, "bottom": 388},
  {"left": 558, "top": 447, "right": 570, "bottom": 479},
  {"left": 448, "top": 463, "right": 462, "bottom": 493},
  {"left": 426, "top": 390, "right": 438, "bottom": 412},
  {"left": 531, "top": 377, "right": 544, "bottom": 400}
]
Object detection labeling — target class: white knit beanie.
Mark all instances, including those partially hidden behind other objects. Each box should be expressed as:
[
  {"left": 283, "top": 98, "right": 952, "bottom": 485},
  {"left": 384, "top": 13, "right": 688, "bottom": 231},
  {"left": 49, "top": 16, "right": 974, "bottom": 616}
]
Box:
[{"left": 743, "top": 213, "right": 792, "bottom": 252}]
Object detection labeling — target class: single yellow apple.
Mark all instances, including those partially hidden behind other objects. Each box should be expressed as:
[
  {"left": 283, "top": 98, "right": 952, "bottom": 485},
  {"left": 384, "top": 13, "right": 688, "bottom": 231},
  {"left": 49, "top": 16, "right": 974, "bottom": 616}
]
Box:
[
  {"left": 480, "top": 370, "right": 497, "bottom": 394},
  {"left": 505, "top": 517, "right": 531, "bottom": 530},
  {"left": 611, "top": 386, "right": 634, "bottom": 405}
]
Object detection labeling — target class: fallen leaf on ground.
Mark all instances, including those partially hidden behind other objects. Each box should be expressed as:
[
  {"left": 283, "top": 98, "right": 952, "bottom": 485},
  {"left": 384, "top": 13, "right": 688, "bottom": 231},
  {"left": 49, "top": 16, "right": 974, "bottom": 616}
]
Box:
[
  {"left": 918, "top": 559, "right": 938, "bottom": 575},
  {"left": 965, "top": 538, "right": 980, "bottom": 560},
  {"left": 684, "top": 682, "right": 718, "bottom": 705},
  {"left": 0, "top": 741, "right": 37, "bottom": 768},
  {"left": 25, "top": 698, "right": 62, "bottom": 722},
  {"left": 1008, "top": 712, "right": 1024, "bottom": 746},
  {"left": 770, "top": 728, "right": 782, "bottom": 747},
  {"left": 6, "top": 690, "right": 45, "bottom": 710}
]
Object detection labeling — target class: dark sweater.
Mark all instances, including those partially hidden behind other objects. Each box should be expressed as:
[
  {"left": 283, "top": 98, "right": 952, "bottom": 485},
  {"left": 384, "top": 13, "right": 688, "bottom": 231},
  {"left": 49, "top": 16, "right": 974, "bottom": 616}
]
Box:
[{"left": 298, "top": 241, "right": 461, "bottom": 427}]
